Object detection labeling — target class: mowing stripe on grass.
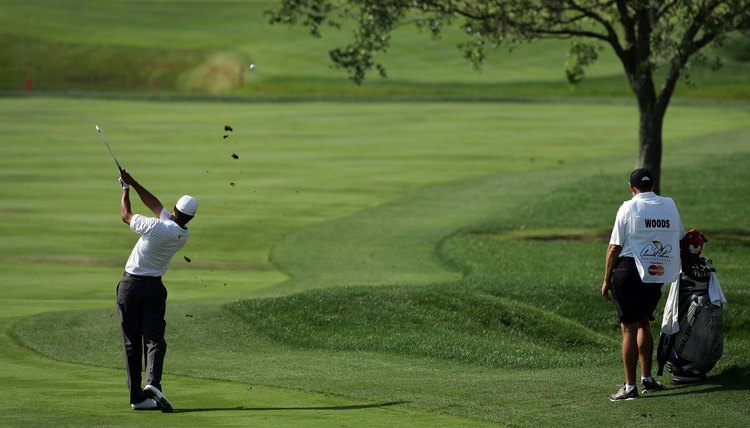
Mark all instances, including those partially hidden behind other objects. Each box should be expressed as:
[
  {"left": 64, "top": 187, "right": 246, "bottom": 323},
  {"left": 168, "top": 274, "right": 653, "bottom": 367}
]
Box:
[{"left": 3, "top": 97, "right": 750, "bottom": 426}]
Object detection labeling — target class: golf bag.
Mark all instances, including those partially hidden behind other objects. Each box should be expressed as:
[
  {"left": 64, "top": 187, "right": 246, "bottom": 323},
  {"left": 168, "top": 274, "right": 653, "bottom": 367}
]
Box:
[{"left": 657, "top": 229, "right": 725, "bottom": 383}]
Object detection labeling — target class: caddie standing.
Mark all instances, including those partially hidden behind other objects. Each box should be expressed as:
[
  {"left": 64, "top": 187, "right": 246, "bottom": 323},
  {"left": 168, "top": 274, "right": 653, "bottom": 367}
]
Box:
[
  {"left": 601, "top": 168, "right": 685, "bottom": 401},
  {"left": 117, "top": 169, "right": 198, "bottom": 412}
]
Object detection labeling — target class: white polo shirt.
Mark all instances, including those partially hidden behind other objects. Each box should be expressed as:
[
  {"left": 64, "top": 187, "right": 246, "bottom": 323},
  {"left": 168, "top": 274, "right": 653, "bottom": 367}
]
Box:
[
  {"left": 125, "top": 208, "right": 189, "bottom": 277},
  {"left": 610, "top": 192, "right": 684, "bottom": 283}
]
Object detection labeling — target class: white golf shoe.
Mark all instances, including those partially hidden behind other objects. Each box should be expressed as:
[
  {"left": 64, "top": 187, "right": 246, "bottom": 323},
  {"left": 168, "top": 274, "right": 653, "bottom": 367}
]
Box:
[
  {"left": 131, "top": 398, "right": 158, "bottom": 410},
  {"left": 143, "top": 384, "right": 174, "bottom": 413}
]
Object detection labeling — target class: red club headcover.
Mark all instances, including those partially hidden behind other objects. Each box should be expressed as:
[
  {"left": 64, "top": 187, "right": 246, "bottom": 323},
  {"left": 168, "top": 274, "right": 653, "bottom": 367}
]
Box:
[{"left": 681, "top": 228, "right": 708, "bottom": 257}]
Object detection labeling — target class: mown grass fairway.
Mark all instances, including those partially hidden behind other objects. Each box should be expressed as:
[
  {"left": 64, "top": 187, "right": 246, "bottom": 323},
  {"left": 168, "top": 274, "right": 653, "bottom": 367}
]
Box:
[
  {"left": 2, "top": 97, "right": 750, "bottom": 427},
  {"left": 2, "top": 0, "right": 750, "bottom": 427}
]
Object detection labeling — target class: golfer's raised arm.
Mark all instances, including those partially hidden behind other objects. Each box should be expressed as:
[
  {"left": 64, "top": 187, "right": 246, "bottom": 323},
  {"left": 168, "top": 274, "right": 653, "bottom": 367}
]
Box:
[
  {"left": 120, "top": 184, "right": 133, "bottom": 224},
  {"left": 120, "top": 170, "right": 164, "bottom": 217}
]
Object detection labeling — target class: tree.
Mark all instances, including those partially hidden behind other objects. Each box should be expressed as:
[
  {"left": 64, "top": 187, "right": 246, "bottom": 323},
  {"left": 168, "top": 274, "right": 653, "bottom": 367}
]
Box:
[{"left": 269, "top": 0, "right": 750, "bottom": 193}]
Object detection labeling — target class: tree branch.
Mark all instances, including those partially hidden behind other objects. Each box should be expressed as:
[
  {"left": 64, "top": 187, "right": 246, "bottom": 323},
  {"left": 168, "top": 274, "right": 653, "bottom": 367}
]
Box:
[
  {"left": 566, "top": 0, "right": 625, "bottom": 59},
  {"left": 615, "top": 0, "right": 635, "bottom": 40},
  {"left": 656, "top": 1, "right": 723, "bottom": 115},
  {"left": 566, "top": 0, "right": 616, "bottom": 28},
  {"left": 535, "top": 28, "right": 612, "bottom": 42},
  {"left": 613, "top": 0, "right": 637, "bottom": 71},
  {"left": 656, "top": 0, "right": 682, "bottom": 21}
]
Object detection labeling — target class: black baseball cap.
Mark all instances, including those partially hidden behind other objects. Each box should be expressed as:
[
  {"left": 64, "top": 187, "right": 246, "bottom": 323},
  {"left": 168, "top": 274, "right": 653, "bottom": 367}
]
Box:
[{"left": 629, "top": 168, "right": 654, "bottom": 188}]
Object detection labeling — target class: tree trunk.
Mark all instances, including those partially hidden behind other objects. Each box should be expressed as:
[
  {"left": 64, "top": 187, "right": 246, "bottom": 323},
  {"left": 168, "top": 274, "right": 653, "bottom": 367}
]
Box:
[
  {"left": 630, "top": 65, "right": 665, "bottom": 195},
  {"left": 637, "top": 105, "right": 664, "bottom": 194}
]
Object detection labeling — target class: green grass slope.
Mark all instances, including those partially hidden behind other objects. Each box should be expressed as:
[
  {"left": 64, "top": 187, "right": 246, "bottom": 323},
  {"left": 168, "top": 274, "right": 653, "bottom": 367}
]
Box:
[
  {"left": 2, "top": 0, "right": 749, "bottom": 98},
  {"left": 11, "top": 153, "right": 750, "bottom": 426},
  {"left": 4, "top": 97, "right": 750, "bottom": 426}
]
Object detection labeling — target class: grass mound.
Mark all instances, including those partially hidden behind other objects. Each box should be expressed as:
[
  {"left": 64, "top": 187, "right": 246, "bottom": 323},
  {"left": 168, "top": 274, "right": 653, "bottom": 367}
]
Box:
[
  {"left": 218, "top": 150, "right": 750, "bottom": 369},
  {"left": 14, "top": 151, "right": 750, "bottom": 367},
  {"left": 444, "top": 151, "right": 750, "bottom": 340},
  {"left": 223, "top": 284, "right": 612, "bottom": 368},
  {"left": 0, "top": 34, "right": 202, "bottom": 92}
]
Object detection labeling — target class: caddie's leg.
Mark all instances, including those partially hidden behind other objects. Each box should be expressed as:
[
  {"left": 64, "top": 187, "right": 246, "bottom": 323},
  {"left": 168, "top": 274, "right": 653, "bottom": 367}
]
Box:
[
  {"left": 637, "top": 317, "right": 654, "bottom": 378},
  {"left": 621, "top": 322, "right": 639, "bottom": 386}
]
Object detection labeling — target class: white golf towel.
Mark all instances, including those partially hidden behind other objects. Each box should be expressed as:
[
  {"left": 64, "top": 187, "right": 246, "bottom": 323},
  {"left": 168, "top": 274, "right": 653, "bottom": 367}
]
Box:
[
  {"left": 708, "top": 272, "right": 728, "bottom": 308},
  {"left": 661, "top": 278, "right": 681, "bottom": 335},
  {"left": 661, "top": 272, "right": 727, "bottom": 335}
]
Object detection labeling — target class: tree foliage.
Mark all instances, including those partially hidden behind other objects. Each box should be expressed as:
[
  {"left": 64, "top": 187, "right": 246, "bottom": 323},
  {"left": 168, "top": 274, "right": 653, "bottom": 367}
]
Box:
[{"left": 268, "top": 1, "right": 750, "bottom": 192}]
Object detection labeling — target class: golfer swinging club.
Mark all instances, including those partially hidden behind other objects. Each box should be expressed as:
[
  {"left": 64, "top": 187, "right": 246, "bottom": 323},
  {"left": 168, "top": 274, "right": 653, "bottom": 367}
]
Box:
[{"left": 117, "top": 170, "right": 197, "bottom": 412}]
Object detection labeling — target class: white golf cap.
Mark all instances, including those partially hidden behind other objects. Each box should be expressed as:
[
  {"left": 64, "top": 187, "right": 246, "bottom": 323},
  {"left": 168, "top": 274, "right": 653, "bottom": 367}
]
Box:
[{"left": 175, "top": 195, "right": 198, "bottom": 216}]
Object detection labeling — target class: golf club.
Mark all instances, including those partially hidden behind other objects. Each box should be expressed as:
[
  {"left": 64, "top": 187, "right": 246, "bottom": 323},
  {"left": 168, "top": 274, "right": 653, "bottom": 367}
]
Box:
[{"left": 95, "top": 125, "right": 123, "bottom": 172}]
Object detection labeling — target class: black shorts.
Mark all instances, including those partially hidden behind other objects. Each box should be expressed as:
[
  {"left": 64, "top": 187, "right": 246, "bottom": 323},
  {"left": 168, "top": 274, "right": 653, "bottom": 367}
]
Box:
[{"left": 611, "top": 257, "right": 662, "bottom": 324}]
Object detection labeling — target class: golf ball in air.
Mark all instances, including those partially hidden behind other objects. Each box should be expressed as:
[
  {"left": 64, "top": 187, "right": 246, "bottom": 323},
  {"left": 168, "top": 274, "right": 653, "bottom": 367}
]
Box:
[{"left": 249, "top": 64, "right": 256, "bottom": 70}]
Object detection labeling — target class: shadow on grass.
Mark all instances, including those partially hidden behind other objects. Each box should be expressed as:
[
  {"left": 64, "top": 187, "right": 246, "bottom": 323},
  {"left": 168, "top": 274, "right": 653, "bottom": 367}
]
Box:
[
  {"left": 173, "top": 401, "right": 408, "bottom": 414},
  {"left": 643, "top": 365, "right": 750, "bottom": 399}
]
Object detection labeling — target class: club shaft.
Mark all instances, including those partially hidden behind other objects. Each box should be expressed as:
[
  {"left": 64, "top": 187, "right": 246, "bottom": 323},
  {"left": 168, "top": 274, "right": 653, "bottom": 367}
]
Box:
[{"left": 96, "top": 127, "right": 123, "bottom": 171}]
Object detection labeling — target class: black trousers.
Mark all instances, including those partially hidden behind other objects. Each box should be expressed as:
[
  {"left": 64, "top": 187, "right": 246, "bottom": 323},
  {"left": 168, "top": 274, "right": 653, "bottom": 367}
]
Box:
[
  {"left": 612, "top": 257, "right": 662, "bottom": 324},
  {"left": 116, "top": 273, "right": 168, "bottom": 404}
]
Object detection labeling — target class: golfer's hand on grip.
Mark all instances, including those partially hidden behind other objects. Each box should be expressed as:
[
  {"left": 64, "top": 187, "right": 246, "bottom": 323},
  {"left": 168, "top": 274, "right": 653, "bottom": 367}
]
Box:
[
  {"left": 120, "top": 170, "right": 136, "bottom": 186},
  {"left": 119, "top": 177, "right": 130, "bottom": 190}
]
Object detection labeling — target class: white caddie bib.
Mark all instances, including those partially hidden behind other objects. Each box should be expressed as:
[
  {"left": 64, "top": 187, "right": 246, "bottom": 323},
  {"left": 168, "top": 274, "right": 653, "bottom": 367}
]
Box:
[{"left": 629, "top": 196, "right": 681, "bottom": 283}]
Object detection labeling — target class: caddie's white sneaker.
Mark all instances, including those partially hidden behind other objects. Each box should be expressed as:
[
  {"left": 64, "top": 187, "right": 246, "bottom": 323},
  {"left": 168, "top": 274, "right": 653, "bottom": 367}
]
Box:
[
  {"left": 144, "top": 384, "right": 173, "bottom": 413},
  {"left": 609, "top": 384, "right": 639, "bottom": 401},
  {"left": 131, "top": 398, "right": 158, "bottom": 410}
]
